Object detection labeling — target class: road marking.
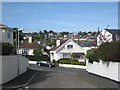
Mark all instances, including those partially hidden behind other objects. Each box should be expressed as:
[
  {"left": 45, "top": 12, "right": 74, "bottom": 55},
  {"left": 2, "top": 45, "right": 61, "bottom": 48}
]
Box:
[
  {"left": 76, "top": 74, "right": 103, "bottom": 88},
  {"left": 25, "top": 86, "right": 29, "bottom": 88}
]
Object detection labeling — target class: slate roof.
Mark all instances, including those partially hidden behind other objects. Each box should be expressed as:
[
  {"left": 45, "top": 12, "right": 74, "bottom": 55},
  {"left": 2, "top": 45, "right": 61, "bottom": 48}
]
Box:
[
  {"left": 19, "top": 40, "right": 39, "bottom": 49},
  {"left": 80, "top": 41, "right": 97, "bottom": 47},
  {"left": 105, "top": 29, "right": 120, "bottom": 35}
]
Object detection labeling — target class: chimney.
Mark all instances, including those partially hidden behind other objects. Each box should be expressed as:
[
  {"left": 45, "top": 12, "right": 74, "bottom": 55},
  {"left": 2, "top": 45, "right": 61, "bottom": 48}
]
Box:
[
  {"left": 56, "top": 39, "right": 60, "bottom": 47},
  {"left": 28, "top": 35, "right": 32, "bottom": 43}
]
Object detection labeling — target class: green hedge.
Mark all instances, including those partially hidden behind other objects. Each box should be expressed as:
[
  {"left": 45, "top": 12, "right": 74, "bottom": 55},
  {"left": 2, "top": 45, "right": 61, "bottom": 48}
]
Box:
[
  {"left": 86, "top": 42, "right": 120, "bottom": 63},
  {"left": 57, "top": 58, "right": 86, "bottom": 66},
  {"left": 0, "top": 42, "right": 13, "bottom": 55},
  {"left": 25, "top": 55, "right": 50, "bottom": 61}
]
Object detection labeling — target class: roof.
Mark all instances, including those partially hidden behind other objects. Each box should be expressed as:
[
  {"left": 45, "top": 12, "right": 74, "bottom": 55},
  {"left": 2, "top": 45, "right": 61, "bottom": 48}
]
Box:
[
  {"left": 50, "top": 39, "right": 68, "bottom": 51},
  {"left": 0, "top": 24, "right": 7, "bottom": 27},
  {"left": 105, "top": 29, "right": 120, "bottom": 35},
  {"left": 80, "top": 41, "right": 97, "bottom": 47},
  {"left": 19, "top": 40, "right": 39, "bottom": 49},
  {"left": 0, "top": 24, "right": 17, "bottom": 32}
]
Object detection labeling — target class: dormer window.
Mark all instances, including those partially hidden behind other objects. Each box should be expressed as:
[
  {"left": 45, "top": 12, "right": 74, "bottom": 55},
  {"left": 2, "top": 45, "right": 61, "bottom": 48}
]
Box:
[{"left": 67, "top": 45, "right": 73, "bottom": 49}]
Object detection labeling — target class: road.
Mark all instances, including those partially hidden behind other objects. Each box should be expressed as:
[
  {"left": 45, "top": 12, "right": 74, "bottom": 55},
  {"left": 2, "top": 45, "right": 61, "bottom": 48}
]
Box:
[{"left": 28, "top": 64, "right": 98, "bottom": 88}]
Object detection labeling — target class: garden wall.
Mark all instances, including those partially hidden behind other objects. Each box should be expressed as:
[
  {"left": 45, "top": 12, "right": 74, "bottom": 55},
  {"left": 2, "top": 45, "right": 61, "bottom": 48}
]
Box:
[
  {"left": 59, "top": 64, "right": 86, "bottom": 69},
  {"left": 86, "top": 59, "right": 120, "bottom": 82},
  {"left": 0, "top": 55, "right": 29, "bottom": 84}
]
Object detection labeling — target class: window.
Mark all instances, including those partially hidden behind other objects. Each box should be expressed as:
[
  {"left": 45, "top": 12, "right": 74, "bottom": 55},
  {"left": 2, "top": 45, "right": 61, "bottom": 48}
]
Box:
[
  {"left": 7, "top": 31, "right": 11, "bottom": 38},
  {"left": 63, "top": 53, "right": 70, "bottom": 58},
  {"left": 67, "top": 45, "right": 73, "bottom": 49},
  {"left": 115, "top": 34, "right": 120, "bottom": 41}
]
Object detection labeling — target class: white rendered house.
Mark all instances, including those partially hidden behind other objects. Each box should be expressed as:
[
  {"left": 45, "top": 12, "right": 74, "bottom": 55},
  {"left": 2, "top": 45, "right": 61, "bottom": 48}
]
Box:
[
  {"left": 19, "top": 35, "right": 39, "bottom": 55},
  {"left": 97, "top": 29, "right": 120, "bottom": 46},
  {"left": 0, "top": 24, "right": 16, "bottom": 46},
  {"left": 50, "top": 39, "right": 97, "bottom": 62}
]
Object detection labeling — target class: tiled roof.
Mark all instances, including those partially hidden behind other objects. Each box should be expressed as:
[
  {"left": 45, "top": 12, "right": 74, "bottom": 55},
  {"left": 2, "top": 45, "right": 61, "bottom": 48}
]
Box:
[
  {"left": 20, "top": 40, "right": 39, "bottom": 48},
  {"left": 0, "top": 24, "right": 7, "bottom": 27},
  {"left": 50, "top": 39, "right": 68, "bottom": 51}
]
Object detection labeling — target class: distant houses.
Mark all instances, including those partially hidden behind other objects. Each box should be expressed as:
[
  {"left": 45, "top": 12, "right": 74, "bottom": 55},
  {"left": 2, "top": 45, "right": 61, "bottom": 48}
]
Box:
[{"left": 97, "top": 29, "right": 120, "bottom": 46}]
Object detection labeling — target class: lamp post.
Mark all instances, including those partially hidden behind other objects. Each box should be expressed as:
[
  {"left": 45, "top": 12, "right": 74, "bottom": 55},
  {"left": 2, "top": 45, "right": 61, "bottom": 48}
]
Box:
[{"left": 17, "top": 28, "right": 24, "bottom": 75}]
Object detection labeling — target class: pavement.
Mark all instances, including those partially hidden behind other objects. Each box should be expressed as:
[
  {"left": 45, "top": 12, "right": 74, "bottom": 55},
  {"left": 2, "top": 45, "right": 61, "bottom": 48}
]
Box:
[
  {"left": 2, "top": 69, "right": 38, "bottom": 89},
  {"left": 1, "top": 64, "right": 120, "bottom": 89}
]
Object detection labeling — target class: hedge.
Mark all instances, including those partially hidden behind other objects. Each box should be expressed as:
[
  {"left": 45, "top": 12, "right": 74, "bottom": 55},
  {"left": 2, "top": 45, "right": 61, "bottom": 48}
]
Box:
[
  {"left": 25, "top": 55, "right": 50, "bottom": 61},
  {"left": 57, "top": 58, "right": 86, "bottom": 66},
  {"left": 86, "top": 41, "right": 120, "bottom": 63},
  {"left": 0, "top": 42, "right": 13, "bottom": 55}
]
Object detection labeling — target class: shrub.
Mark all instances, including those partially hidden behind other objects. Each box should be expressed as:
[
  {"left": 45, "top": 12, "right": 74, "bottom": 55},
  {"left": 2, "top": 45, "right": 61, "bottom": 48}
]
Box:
[
  {"left": 0, "top": 42, "right": 13, "bottom": 55},
  {"left": 57, "top": 58, "right": 86, "bottom": 66},
  {"left": 25, "top": 55, "right": 50, "bottom": 61},
  {"left": 86, "top": 49, "right": 98, "bottom": 63},
  {"left": 86, "top": 41, "right": 120, "bottom": 63}
]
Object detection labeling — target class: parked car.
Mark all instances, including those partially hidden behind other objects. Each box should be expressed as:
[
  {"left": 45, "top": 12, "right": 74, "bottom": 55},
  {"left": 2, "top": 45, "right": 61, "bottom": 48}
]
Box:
[{"left": 36, "top": 61, "right": 55, "bottom": 67}]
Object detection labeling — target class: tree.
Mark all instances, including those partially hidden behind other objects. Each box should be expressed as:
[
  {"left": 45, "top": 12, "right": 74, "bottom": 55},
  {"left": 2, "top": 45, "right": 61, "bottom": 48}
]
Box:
[
  {"left": 92, "top": 32, "right": 96, "bottom": 36},
  {"left": 60, "top": 32, "right": 69, "bottom": 36},
  {"left": 39, "top": 31, "right": 42, "bottom": 35},
  {"left": 49, "top": 30, "right": 54, "bottom": 33},
  {"left": 78, "top": 31, "right": 82, "bottom": 35},
  {"left": 81, "top": 32, "right": 87, "bottom": 36},
  {"left": 43, "top": 30, "right": 47, "bottom": 34},
  {"left": 33, "top": 45, "right": 43, "bottom": 56}
]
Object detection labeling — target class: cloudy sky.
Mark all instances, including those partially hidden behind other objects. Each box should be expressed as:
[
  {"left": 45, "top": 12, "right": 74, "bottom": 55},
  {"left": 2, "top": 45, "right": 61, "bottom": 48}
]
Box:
[{"left": 2, "top": 2, "right": 118, "bottom": 33}]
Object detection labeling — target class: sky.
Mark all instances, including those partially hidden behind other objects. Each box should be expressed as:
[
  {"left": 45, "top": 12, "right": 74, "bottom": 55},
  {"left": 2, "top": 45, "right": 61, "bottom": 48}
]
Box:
[{"left": 2, "top": 2, "right": 118, "bottom": 33}]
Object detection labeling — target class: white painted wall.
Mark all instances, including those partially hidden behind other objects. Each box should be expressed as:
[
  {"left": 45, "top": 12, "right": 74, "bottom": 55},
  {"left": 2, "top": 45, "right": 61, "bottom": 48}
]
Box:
[
  {"left": 28, "top": 49, "right": 34, "bottom": 55},
  {"left": 60, "top": 41, "right": 85, "bottom": 54},
  {"left": 0, "top": 55, "right": 29, "bottom": 84},
  {"left": 59, "top": 64, "right": 86, "bottom": 69},
  {"left": 50, "top": 51, "right": 59, "bottom": 62},
  {"left": 19, "top": 48, "right": 34, "bottom": 55},
  {"left": 97, "top": 29, "right": 113, "bottom": 46},
  {"left": 86, "top": 60, "right": 120, "bottom": 82},
  {"left": 56, "top": 40, "right": 60, "bottom": 47},
  {"left": 0, "top": 29, "right": 2, "bottom": 43},
  {"left": 2, "top": 29, "right": 14, "bottom": 46}
]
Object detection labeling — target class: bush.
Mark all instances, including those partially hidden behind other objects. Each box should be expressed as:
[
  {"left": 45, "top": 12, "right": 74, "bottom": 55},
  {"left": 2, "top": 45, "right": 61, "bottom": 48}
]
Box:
[
  {"left": 57, "top": 58, "right": 86, "bottom": 66},
  {"left": 25, "top": 55, "right": 50, "bottom": 61},
  {"left": 85, "top": 49, "right": 99, "bottom": 63},
  {"left": 0, "top": 42, "right": 13, "bottom": 55},
  {"left": 86, "top": 41, "right": 120, "bottom": 63}
]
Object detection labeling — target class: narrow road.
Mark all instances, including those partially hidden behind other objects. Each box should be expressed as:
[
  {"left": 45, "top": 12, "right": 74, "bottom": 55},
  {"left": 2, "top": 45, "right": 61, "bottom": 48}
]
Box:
[{"left": 28, "top": 65, "right": 98, "bottom": 88}]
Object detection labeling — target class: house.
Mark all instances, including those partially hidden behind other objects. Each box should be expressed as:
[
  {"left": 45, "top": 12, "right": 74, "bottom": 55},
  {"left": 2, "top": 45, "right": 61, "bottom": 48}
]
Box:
[
  {"left": 50, "top": 39, "right": 86, "bottom": 62},
  {"left": 0, "top": 24, "right": 29, "bottom": 84},
  {"left": 97, "top": 29, "right": 120, "bottom": 46},
  {"left": 79, "top": 41, "right": 97, "bottom": 55},
  {"left": 0, "top": 24, "right": 17, "bottom": 46},
  {"left": 19, "top": 35, "right": 39, "bottom": 55},
  {"left": 50, "top": 39, "right": 97, "bottom": 62}
]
